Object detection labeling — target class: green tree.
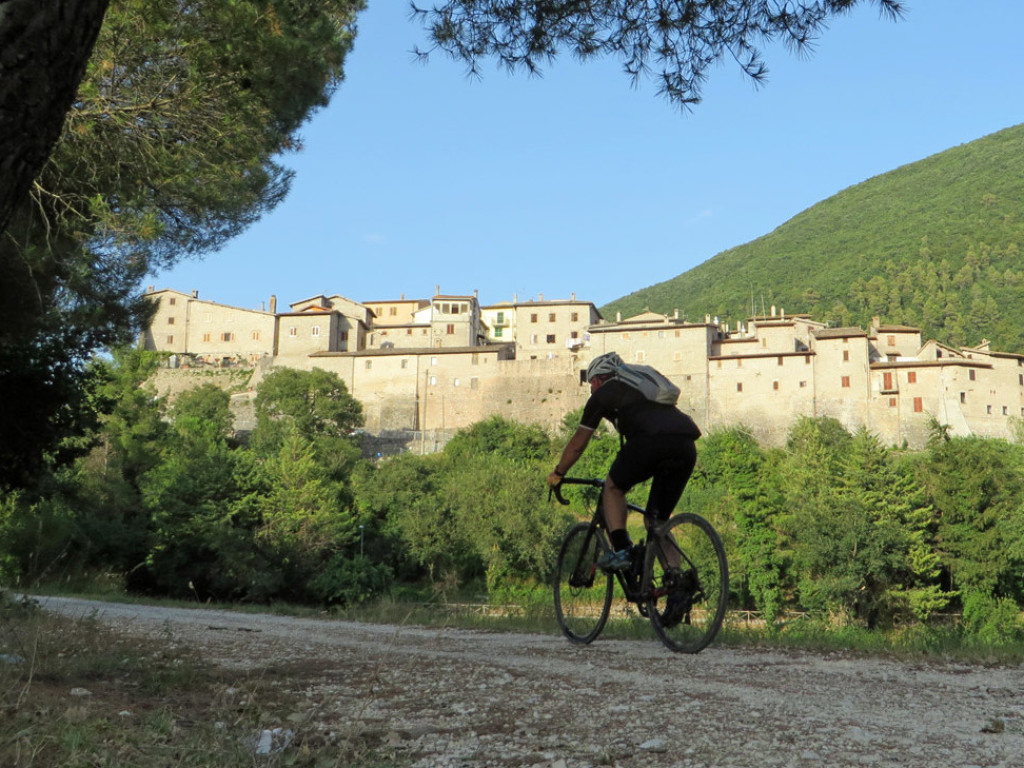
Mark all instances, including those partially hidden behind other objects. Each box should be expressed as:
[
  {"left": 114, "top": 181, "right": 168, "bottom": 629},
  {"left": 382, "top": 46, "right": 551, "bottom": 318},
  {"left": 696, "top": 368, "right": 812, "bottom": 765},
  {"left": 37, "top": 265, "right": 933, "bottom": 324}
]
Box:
[
  {"left": 694, "top": 428, "right": 785, "bottom": 622},
  {"left": 170, "top": 384, "right": 234, "bottom": 440},
  {"left": 416, "top": 1, "right": 903, "bottom": 109},
  {"left": 445, "top": 415, "right": 551, "bottom": 462},
  {"left": 914, "top": 437, "right": 1024, "bottom": 611},
  {"left": 252, "top": 367, "right": 364, "bottom": 452},
  {"left": 1, "top": 0, "right": 363, "bottom": 488}
]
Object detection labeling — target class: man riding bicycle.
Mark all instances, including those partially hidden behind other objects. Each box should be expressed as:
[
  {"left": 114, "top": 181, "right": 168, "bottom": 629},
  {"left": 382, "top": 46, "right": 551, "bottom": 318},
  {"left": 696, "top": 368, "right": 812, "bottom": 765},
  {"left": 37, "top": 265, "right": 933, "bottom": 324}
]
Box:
[{"left": 547, "top": 352, "right": 702, "bottom": 572}]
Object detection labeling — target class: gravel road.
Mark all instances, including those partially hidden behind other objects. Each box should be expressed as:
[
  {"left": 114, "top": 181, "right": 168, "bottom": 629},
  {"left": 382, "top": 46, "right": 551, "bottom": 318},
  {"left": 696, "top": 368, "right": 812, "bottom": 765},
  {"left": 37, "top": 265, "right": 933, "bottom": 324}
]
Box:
[{"left": 34, "top": 595, "right": 1024, "bottom": 768}]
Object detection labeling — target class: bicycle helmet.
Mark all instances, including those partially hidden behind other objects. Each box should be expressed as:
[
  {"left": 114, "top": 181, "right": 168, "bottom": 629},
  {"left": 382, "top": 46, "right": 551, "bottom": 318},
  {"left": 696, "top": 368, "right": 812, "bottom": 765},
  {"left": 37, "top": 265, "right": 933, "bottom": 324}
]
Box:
[{"left": 585, "top": 352, "right": 623, "bottom": 382}]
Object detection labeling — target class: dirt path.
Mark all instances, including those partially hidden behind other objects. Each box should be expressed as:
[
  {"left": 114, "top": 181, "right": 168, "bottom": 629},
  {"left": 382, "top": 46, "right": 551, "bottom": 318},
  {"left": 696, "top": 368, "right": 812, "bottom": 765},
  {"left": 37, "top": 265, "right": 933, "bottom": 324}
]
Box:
[{"left": 35, "top": 596, "right": 1024, "bottom": 767}]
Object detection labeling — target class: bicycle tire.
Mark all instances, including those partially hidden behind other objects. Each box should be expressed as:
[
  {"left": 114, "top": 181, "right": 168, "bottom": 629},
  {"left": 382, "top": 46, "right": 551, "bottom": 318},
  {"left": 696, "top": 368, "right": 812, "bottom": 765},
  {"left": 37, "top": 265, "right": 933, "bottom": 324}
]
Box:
[
  {"left": 553, "top": 522, "right": 613, "bottom": 644},
  {"left": 643, "top": 512, "right": 728, "bottom": 653}
]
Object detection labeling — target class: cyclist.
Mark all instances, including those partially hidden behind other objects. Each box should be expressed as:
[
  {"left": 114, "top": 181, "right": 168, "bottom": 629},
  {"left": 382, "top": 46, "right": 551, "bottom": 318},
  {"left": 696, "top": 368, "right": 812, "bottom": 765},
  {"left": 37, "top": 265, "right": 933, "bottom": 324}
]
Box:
[{"left": 547, "top": 352, "right": 702, "bottom": 573}]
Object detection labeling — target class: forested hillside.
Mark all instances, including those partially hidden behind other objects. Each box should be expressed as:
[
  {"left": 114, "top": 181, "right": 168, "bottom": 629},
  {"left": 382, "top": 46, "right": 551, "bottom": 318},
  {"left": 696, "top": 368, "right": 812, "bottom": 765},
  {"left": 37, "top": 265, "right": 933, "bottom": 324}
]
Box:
[{"left": 604, "top": 123, "right": 1024, "bottom": 351}]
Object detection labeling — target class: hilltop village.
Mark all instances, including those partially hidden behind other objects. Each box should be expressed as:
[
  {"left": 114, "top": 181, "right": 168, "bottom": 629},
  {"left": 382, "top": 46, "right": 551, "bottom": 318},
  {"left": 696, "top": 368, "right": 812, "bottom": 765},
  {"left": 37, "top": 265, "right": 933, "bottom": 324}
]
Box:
[{"left": 142, "top": 287, "right": 1024, "bottom": 450}]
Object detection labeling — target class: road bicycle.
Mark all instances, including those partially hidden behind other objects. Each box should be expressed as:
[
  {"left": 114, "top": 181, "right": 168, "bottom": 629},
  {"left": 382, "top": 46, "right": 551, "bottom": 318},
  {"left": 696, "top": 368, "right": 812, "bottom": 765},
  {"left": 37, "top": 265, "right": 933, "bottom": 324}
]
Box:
[{"left": 551, "top": 477, "right": 728, "bottom": 653}]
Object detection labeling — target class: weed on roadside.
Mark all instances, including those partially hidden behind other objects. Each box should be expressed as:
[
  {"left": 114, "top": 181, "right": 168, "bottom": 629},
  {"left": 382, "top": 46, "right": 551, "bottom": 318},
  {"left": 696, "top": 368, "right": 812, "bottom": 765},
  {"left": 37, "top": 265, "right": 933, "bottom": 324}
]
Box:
[{"left": 0, "top": 595, "right": 401, "bottom": 767}]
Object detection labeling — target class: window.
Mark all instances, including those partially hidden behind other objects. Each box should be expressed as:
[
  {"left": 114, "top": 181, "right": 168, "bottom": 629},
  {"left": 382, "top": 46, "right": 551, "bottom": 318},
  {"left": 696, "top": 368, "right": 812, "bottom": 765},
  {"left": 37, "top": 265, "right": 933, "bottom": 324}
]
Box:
[
  {"left": 960, "top": 392, "right": 966, "bottom": 403},
  {"left": 986, "top": 405, "right": 992, "bottom": 414},
  {"left": 737, "top": 359, "right": 742, "bottom": 368},
  {"left": 571, "top": 331, "right": 579, "bottom": 339},
  {"left": 470, "top": 377, "right": 479, "bottom": 390},
  {"left": 841, "top": 376, "right": 851, "bottom": 388},
  {"left": 1003, "top": 406, "right": 1008, "bottom": 415},
  {"left": 889, "top": 398, "right": 897, "bottom": 407},
  {"left": 340, "top": 331, "right": 348, "bottom": 341},
  {"left": 168, "top": 297, "right": 176, "bottom": 306},
  {"left": 365, "top": 360, "right": 372, "bottom": 370},
  {"left": 907, "top": 371, "right": 917, "bottom": 384},
  {"left": 453, "top": 378, "right": 460, "bottom": 387},
  {"left": 883, "top": 372, "right": 893, "bottom": 391},
  {"left": 431, "top": 357, "right": 438, "bottom": 365},
  {"left": 530, "top": 313, "right": 538, "bottom": 323},
  {"left": 289, "top": 327, "right": 297, "bottom": 337},
  {"left": 636, "top": 351, "right": 646, "bottom": 362},
  {"left": 1020, "top": 373, "right": 1023, "bottom": 386},
  {"left": 888, "top": 335, "right": 896, "bottom": 346},
  {"left": 204, "top": 312, "right": 212, "bottom": 323},
  {"left": 221, "top": 332, "right": 233, "bottom": 342},
  {"left": 913, "top": 397, "right": 923, "bottom": 413},
  {"left": 805, "top": 355, "right": 811, "bottom": 365},
  {"left": 969, "top": 369, "right": 976, "bottom": 381},
  {"left": 472, "top": 353, "right": 479, "bottom": 365},
  {"left": 778, "top": 356, "right": 784, "bottom": 366},
  {"left": 772, "top": 381, "right": 779, "bottom": 391},
  {"left": 401, "top": 359, "right": 408, "bottom": 369},
  {"left": 842, "top": 350, "right": 849, "bottom": 362},
  {"left": 496, "top": 311, "right": 504, "bottom": 323},
  {"left": 549, "top": 313, "right": 556, "bottom": 322},
  {"left": 799, "top": 381, "right": 807, "bottom": 388},
  {"left": 167, "top": 316, "right": 175, "bottom": 325},
  {"left": 546, "top": 334, "right": 556, "bottom": 344},
  {"left": 571, "top": 312, "right": 579, "bottom": 322},
  {"left": 202, "top": 333, "right": 211, "bottom": 342},
  {"left": 736, "top": 383, "right": 743, "bottom": 392},
  {"left": 446, "top": 324, "right": 455, "bottom": 335},
  {"left": 390, "top": 306, "right": 397, "bottom": 316},
  {"left": 429, "top": 375, "right": 437, "bottom": 386},
  {"left": 311, "top": 326, "right": 320, "bottom": 337},
  {"left": 406, "top": 329, "right": 413, "bottom": 335},
  {"left": 494, "top": 327, "right": 503, "bottom": 338},
  {"left": 530, "top": 334, "right": 538, "bottom": 344},
  {"left": 166, "top": 335, "right": 174, "bottom": 344}
]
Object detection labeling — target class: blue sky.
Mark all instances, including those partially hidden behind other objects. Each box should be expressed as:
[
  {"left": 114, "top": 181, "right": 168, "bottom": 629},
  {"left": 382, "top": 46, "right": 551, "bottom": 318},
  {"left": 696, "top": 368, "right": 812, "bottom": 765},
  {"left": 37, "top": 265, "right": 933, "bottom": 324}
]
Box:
[{"left": 152, "top": 1, "right": 1024, "bottom": 314}]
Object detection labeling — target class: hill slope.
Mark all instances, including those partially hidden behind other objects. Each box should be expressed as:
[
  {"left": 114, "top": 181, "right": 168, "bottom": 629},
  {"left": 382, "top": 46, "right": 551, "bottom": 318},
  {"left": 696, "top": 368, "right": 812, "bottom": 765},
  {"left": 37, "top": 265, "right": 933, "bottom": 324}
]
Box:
[{"left": 603, "top": 123, "right": 1024, "bottom": 351}]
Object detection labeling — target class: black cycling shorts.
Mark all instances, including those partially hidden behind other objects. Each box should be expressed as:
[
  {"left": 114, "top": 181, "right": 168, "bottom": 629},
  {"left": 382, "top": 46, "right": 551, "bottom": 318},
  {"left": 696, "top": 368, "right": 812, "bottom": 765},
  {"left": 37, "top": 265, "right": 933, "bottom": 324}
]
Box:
[{"left": 608, "top": 435, "right": 697, "bottom": 520}]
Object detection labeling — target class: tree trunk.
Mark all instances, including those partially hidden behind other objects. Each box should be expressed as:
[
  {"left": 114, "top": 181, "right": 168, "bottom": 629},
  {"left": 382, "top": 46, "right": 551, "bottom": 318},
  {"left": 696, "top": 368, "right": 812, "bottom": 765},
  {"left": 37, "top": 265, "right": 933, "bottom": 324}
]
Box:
[{"left": 0, "top": 0, "right": 110, "bottom": 235}]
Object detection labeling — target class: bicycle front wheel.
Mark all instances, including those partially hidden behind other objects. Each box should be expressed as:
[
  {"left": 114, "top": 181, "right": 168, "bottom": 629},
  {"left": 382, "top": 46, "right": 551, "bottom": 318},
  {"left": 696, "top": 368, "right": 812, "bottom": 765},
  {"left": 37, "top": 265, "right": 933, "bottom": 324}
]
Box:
[
  {"left": 644, "top": 513, "right": 728, "bottom": 653},
  {"left": 553, "top": 522, "right": 613, "bottom": 644}
]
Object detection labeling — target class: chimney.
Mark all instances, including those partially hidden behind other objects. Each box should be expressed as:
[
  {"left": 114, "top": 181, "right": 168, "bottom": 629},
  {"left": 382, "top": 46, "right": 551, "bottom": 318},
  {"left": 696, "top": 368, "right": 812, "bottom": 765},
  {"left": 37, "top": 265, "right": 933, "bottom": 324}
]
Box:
[
  {"left": 673, "top": 309, "right": 679, "bottom": 319},
  {"left": 435, "top": 284, "right": 440, "bottom": 296},
  {"left": 616, "top": 312, "right": 622, "bottom": 322},
  {"left": 192, "top": 289, "right": 198, "bottom": 298},
  {"left": 771, "top": 305, "right": 776, "bottom": 317},
  {"left": 269, "top": 295, "right": 277, "bottom": 314},
  {"left": 539, "top": 292, "right": 544, "bottom": 302},
  {"left": 571, "top": 292, "right": 576, "bottom": 301},
  {"left": 147, "top": 285, "right": 154, "bottom": 293},
  {"left": 513, "top": 293, "right": 518, "bottom": 304}
]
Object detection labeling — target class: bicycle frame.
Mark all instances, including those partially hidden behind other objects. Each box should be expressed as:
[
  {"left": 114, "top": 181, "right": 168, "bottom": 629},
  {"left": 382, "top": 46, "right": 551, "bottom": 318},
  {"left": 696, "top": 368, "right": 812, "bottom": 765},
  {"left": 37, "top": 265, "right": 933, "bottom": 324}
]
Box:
[{"left": 552, "top": 478, "right": 660, "bottom": 607}]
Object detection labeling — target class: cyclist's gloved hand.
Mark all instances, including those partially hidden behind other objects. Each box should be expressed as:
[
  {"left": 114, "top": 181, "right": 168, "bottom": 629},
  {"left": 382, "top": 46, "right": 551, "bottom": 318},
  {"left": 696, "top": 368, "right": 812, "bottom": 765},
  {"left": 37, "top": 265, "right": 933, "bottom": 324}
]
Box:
[{"left": 546, "top": 470, "right": 564, "bottom": 488}]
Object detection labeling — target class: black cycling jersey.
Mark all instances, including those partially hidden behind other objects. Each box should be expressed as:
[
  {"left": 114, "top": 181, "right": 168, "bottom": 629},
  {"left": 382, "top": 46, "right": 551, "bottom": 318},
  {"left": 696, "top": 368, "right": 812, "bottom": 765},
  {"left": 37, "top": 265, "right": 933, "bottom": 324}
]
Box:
[{"left": 579, "top": 379, "right": 701, "bottom": 441}]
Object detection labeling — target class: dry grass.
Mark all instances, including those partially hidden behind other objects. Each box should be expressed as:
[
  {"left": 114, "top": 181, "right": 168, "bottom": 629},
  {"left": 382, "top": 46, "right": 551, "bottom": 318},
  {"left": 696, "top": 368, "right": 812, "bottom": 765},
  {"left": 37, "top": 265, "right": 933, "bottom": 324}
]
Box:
[{"left": 0, "top": 595, "right": 401, "bottom": 767}]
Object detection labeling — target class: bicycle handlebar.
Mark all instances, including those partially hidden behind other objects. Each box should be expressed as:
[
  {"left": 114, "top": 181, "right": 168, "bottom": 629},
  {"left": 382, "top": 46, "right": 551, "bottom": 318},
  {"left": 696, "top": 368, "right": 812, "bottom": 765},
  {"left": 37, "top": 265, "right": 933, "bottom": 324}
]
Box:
[{"left": 548, "top": 477, "right": 604, "bottom": 506}]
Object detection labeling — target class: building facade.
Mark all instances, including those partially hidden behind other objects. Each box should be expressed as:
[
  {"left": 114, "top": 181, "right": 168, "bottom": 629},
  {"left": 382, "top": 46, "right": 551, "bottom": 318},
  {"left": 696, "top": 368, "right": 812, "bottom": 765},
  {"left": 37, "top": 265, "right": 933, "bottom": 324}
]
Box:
[{"left": 141, "top": 288, "right": 1024, "bottom": 449}]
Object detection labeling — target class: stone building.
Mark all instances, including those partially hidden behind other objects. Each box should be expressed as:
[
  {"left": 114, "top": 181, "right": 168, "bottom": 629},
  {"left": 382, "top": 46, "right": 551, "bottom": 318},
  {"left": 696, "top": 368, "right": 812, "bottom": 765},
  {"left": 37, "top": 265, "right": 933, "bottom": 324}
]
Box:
[{"left": 141, "top": 288, "right": 1024, "bottom": 450}]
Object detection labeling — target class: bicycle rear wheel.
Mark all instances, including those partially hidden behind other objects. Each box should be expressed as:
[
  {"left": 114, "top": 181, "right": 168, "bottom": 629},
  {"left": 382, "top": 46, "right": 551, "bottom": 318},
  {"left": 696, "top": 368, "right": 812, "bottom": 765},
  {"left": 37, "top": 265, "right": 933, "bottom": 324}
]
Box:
[
  {"left": 643, "top": 513, "right": 728, "bottom": 653},
  {"left": 553, "top": 522, "right": 613, "bottom": 644}
]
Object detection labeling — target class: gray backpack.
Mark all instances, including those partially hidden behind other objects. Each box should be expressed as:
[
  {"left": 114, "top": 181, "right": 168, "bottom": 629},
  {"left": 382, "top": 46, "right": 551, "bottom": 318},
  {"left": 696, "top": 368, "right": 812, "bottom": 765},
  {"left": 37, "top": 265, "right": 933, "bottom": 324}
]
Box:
[{"left": 591, "top": 352, "right": 680, "bottom": 405}]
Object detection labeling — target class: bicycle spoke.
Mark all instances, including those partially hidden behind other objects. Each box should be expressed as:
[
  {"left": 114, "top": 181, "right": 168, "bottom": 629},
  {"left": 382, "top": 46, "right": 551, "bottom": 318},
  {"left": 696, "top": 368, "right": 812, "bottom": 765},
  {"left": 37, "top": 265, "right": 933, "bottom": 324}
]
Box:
[
  {"left": 553, "top": 522, "right": 613, "bottom": 644},
  {"left": 644, "top": 514, "right": 728, "bottom": 653}
]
